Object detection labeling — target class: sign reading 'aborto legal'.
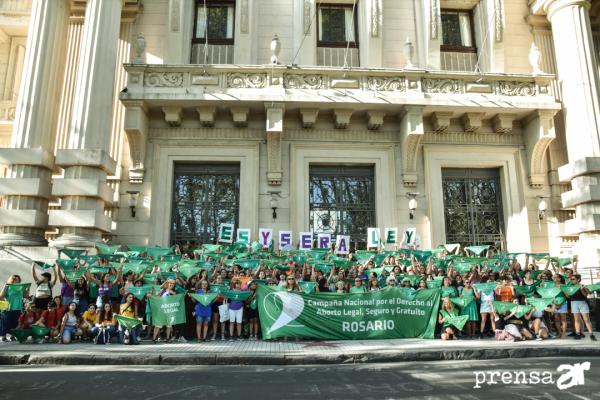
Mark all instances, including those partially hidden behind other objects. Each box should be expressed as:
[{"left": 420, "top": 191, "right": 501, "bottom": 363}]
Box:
[{"left": 257, "top": 286, "right": 440, "bottom": 340}]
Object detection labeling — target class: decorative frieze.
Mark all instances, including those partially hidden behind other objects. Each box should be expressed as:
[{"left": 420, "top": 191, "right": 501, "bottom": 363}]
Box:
[
  {"left": 284, "top": 74, "right": 324, "bottom": 89},
  {"left": 496, "top": 81, "right": 536, "bottom": 96},
  {"left": 144, "top": 72, "right": 184, "bottom": 87},
  {"left": 366, "top": 76, "right": 406, "bottom": 92},
  {"left": 227, "top": 73, "right": 268, "bottom": 88},
  {"left": 422, "top": 78, "right": 461, "bottom": 94}
]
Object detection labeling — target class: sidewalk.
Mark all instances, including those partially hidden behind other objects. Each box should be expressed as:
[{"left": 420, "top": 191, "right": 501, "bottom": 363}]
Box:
[{"left": 0, "top": 335, "right": 599, "bottom": 366}]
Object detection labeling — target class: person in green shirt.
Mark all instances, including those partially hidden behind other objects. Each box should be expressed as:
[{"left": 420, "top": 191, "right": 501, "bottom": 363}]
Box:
[
  {"left": 439, "top": 298, "right": 459, "bottom": 340},
  {"left": 0, "top": 275, "right": 28, "bottom": 342},
  {"left": 349, "top": 278, "right": 367, "bottom": 294}
]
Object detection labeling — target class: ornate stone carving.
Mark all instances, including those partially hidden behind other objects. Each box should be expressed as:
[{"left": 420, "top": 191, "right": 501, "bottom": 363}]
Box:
[
  {"left": 284, "top": 74, "right": 324, "bottom": 89},
  {"left": 240, "top": 0, "right": 249, "bottom": 33},
  {"left": 231, "top": 107, "right": 249, "bottom": 127},
  {"left": 197, "top": 106, "right": 216, "bottom": 127},
  {"left": 367, "top": 110, "right": 385, "bottom": 130},
  {"left": 496, "top": 81, "right": 536, "bottom": 96},
  {"left": 399, "top": 106, "right": 424, "bottom": 187},
  {"left": 144, "top": 72, "right": 184, "bottom": 87},
  {"left": 299, "top": 108, "right": 319, "bottom": 128},
  {"left": 430, "top": 0, "right": 439, "bottom": 39},
  {"left": 422, "top": 78, "right": 460, "bottom": 94},
  {"left": 431, "top": 112, "right": 453, "bottom": 133},
  {"left": 162, "top": 107, "right": 182, "bottom": 127},
  {"left": 304, "top": 0, "right": 311, "bottom": 34},
  {"left": 492, "top": 114, "right": 515, "bottom": 134},
  {"left": 227, "top": 73, "right": 267, "bottom": 88},
  {"left": 461, "top": 112, "right": 485, "bottom": 133},
  {"left": 333, "top": 109, "right": 353, "bottom": 129},
  {"left": 494, "top": 0, "right": 503, "bottom": 43},
  {"left": 366, "top": 76, "right": 406, "bottom": 92}
]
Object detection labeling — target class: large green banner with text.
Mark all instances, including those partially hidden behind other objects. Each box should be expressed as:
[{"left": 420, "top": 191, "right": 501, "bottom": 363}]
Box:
[{"left": 257, "top": 286, "right": 440, "bottom": 340}]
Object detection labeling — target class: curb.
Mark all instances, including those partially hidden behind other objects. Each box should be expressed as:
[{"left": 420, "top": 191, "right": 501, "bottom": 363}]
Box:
[{"left": 1, "top": 346, "right": 599, "bottom": 366}]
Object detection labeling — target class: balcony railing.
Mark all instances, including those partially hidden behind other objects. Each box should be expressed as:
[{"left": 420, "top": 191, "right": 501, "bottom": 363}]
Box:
[
  {"left": 317, "top": 46, "right": 359, "bottom": 68},
  {"left": 0, "top": 0, "right": 32, "bottom": 14},
  {"left": 190, "top": 43, "right": 234, "bottom": 65},
  {"left": 441, "top": 51, "right": 477, "bottom": 72}
]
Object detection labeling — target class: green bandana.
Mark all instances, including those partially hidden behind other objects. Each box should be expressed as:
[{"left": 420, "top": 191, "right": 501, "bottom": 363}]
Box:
[
  {"left": 33, "top": 261, "right": 54, "bottom": 270},
  {"left": 465, "top": 245, "right": 489, "bottom": 257},
  {"left": 526, "top": 297, "right": 553, "bottom": 311},
  {"left": 96, "top": 244, "right": 120, "bottom": 255},
  {"left": 189, "top": 292, "right": 219, "bottom": 306},
  {"left": 536, "top": 287, "right": 561, "bottom": 298},
  {"left": 493, "top": 301, "right": 516, "bottom": 315},
  {"left": 56, "top": 259, "right": 78, "bottom": 270},
  {"left": 178, "top": 265, "right": 202, "bottom": 279},
  {"left": 426, "top": 280, "right": 442, "bottom": 289},
  {"left": 63, "top": 269, "right": 87, "bottom": 283},
  {"left": 451, "top": 297, "right": 474, "bottom": 309},
  {"left": 221, "top": 290, "right": 252, "bottom": 302},
  {"left": 235, "top": 259, "right": 260, "bottom": 270},
  {"left": 127, "top": 285, "right": 155, "bottom": 301},
  {"left": 587, "top": 283, "right": 600, "bottom": 293},
  {"left": 298, "top": 281, "right": 317, "bottom": 294},
  {"left": 474, "top": 282, "right": 497, "bottom": 295},
  {"left": 115, "top": 314, "right": 142, "bottom": 329},
  {"left": 560, "top": 285, "right": 580, "bottom": 297},
  {"left": 440, "top": 286, "right": 457, "bottom": 298},
  {"left": 446, "top": 315, "right": 468, "bottom": 330},
  {"left": 59, "top": 248, "right": 87, "bottom": 259}
]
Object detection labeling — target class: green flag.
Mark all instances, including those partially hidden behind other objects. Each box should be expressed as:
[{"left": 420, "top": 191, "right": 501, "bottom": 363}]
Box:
[
  {"left": 33, "top": 261, "right": 54, "bottom": 270},
  {"left": 189, "top": 292, "right": 219, "bottom": 306},
  {"left": 115, "top": 314, "right": 143, "bottom": 329},
  {"left": 474, "top": 282, "right": 497, "bottom": 295},
  {"left": 537, "top": 287, "right": 561, "bottom": 298},
  {"left": 127, "top": 285, "right": 155, "bottom": 301},
  {"left": 148, "top": 294, "right": 186, "bottom": 327},
  {"left": 221, "top": 290, "right": 252, "bottom": 302},
  {"left": 257, "top": 285, "right": 440, "bottom": 340},
  {"left": 493, "top": 301, "right": 516, "bottom": 315},
  {"left": 526, "top": 297, "right": 554, "bottom": 311},
  {"left": 96, "top": 244, "right": 120, "bottom": 255},
  {"left": 298, "top": 281, "right": 317, "bottom": 294},
  {"left": 445, "top": 315, "right": 468, "bottom": 330},
  {"left": 560, "top": 285, "right": 580, "bottom": 297},
  {"left": 59, "top": 248, "right": 86, "bottom": 259}
]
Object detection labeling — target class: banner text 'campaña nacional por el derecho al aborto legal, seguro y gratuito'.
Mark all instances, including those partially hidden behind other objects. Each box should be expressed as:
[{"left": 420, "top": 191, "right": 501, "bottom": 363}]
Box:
[{"left": 257, "top": 285, "right": 441, "bottom": 340}]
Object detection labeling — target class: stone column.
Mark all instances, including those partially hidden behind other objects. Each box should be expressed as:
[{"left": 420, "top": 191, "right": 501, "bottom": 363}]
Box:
[
  {"left": 0, "top": 0, "right": 70, "bottom": 246},
  {"left": 537, "top": 0, "right": 600, "bottom": 271},
  {"left": 49, "top": 0, "right": 122, "bottom": 247}
]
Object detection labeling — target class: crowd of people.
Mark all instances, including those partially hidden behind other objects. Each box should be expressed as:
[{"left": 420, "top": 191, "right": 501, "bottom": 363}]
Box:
[{"left": 0, "top": 242, "right": 598, "bottom": 345}]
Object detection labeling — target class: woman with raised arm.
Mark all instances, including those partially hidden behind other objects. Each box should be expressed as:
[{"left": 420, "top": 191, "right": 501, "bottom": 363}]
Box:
[
  {"left": 31, "top": 263, "right": 57, "bottom": 310},
  {"left": 87, "top": 265, "right": 123, "bottom": 309}
]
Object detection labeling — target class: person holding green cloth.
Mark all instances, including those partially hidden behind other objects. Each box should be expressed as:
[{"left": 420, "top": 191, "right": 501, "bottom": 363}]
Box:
[
  {"left": 350, "top": 277, "right": 367, "bottom": 294},
  {"left": 458, "top": 280, "right": 479, "bottom": 339},
  {"left": 245, "top": 281, "right": 259, "bottom": 340},
  {"left": 439, "top": 298, "right": 459, "bottom": 340},
  {"left": 0, "top": 274, "right": 28, "bottom": 342}
]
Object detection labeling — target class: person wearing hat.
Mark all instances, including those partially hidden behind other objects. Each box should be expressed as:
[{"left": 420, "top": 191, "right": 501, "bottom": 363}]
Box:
[
  {"left": 31, "top": 263, "right": 57, "bottom": 310},
  {"left": 386, "top": 276, "right": 398, "bottom": 288}
]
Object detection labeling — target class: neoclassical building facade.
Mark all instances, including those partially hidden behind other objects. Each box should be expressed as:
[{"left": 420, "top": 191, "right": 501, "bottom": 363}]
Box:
[{"left": 0, "top": 0, "right": 598, "bottom": 277}]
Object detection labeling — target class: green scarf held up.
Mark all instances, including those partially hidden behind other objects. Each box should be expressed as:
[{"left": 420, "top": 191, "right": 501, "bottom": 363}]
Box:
[
  {"left": 235, "top": 259, "right": 260, "bottom": 270},
  {"left": 560, "top": 285, "right": 580, "bottom": 297},
  {"left": 493, "top": 301, "right": 516, "bottom": 315},
  {"left": 426, "top": 280, "right": 442, "bottom": 289},
  {"left": 115, "top": 314, "right": 143, "bottom": 329},
  {"left": 513, "top": 304, "right": 533, "bottom": 318},
  {"left": 473, "top": 282, "right": 497, "bottom": 295},
  {"left": 445, "top": 315, "right": 468, "bottom": 330},
  {"left": 221, "top": 290, "right": 252, "bottom": 302},
  {"left": 450, "top": 297, "right": 474, "bottom": 309},
  {"left": 33, "top": 261, "right": 54, "bottom": 270},
  {"left": 127, "top": 285, "right": 155, "bottom": 301},
  {"left": 189, "top": 292, "right": 219, "bottom": 306},
  {"left": 146, "top": 247, "right": 173, "bottom": 259},
  {"left": 440, "top": 286, "right": 457, "bottom": 298},
  {"left": 514, "top": 284, "right": 537, "bottom": 297},
  {"left": 298, "top": 281, "right": 317, "bottom": 294},
  {"left": 210, "top": 284, "right": 228, "bottom": 294},
  {"left": 56, "top": 259, "right": 78, "bottom": 270},
  {"left": 177, "top": 265, "right": 202, "bottom": 279},
  {"left": 96, "top": 244, "right": 121, "bottom": 255},
  {"left": 63, "top": 269, "right": 87, "bottom": 283},
  {"left": 587, "top": 283, "right": 600, "bottom": 293},
  {"left": 536, "top": 287, "right": 561, "bottom": 298},
  {"left": 59, "top": 248, "right": 87, "bottom": 259},
  {"left": 526, "top": 297, "right": 554, "bottom": 312},
  {"left": 6, "top": 283, "right": 31, "bottom": 295},
  {"left": 465, "top": 245, "right": 489, "bottom": 257}
]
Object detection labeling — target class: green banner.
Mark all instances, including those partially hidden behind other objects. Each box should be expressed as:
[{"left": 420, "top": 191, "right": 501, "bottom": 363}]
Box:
[
  {"left": 148, "top": 294, "right": 186, "bottom": 327},
  {"left": 257, "top": 285, "right": 440, "bottom": 340}
]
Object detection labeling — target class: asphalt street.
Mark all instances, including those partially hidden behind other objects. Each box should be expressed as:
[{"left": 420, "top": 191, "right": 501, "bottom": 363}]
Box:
[{"left": 0, "top": 357, "right": 598, "bottom": 400}]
